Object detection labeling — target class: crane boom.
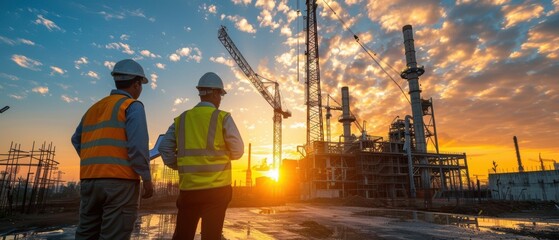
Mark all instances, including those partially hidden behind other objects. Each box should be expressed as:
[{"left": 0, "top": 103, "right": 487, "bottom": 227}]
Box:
[{"left": 218, "top": 26, "right": 291, "bottom": 168}]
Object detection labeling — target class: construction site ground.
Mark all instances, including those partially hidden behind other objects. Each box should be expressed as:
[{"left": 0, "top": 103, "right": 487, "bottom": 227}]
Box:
[{"left": 1, "top": 197, "right": 559, "bottom": 239}]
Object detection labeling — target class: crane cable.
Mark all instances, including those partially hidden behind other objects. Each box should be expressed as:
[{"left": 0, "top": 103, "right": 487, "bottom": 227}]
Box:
[{"left": 321, "top": 0, "right": 411, "bottom": 104}]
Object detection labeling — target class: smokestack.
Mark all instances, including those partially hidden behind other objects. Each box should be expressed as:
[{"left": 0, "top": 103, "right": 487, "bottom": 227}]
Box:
[
  {"left": 401, "top": 25, "right": 431, "bottom": 195},
  {"left": 338, "top": 86, "right": 355, "bottom": 144},
  {"left": 246, "top": 143, "right": 252, "bottom": 187},
  {"left": 400, "top": 25, "right": 426, "bottom": 153},
  {"left": 513, "top": 136, "right": 524, "bottom": 172}
]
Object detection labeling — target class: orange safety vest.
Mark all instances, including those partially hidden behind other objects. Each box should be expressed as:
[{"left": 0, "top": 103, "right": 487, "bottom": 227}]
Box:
[{"left": 79, "top": 94, "right": 140, "bottom": 180}]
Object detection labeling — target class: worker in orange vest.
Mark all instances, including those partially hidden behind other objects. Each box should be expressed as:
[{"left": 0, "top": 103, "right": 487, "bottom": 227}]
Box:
[
  {"left": 71, "top": 59, "right": 154, "bottom": 239},
  {"left": 159, "top": 72, "right": 244, "bottom": 240}
]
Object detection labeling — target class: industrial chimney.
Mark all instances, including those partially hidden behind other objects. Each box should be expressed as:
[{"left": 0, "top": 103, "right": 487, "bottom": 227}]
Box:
[
  {"left": 400, "top": 25, "right": 426, "bottom": 153},
  {"left": 400, "top": 25, "right": 431, "bottom": 194},
  {"left": 513, "top": 136, "right": 524, "bottom": 172},
  {"left": 338, "top": 86, "right": 356, "bottom": 144},
  {"left": 246, "top": 143, "right": 253, "bottom": 187}
]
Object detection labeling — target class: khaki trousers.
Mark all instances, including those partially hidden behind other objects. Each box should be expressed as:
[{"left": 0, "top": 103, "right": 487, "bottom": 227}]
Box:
[{"left": 75, "top": 179, "right": 140, "bottom": 240}]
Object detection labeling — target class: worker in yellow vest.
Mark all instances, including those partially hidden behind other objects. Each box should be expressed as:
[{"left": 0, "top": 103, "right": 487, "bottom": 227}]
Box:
[
  {"left": 159, "top": 72, "right": 244, "bottom": 240},
  {"left": 71, "top": 59, "right": 154, "bottom": 239}
]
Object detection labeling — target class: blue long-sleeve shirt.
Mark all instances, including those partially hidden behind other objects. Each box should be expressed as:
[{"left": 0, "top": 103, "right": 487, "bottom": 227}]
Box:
[
  {"left": 158, "top": 101, "right": 244, "bottom": 170},
  {"left": 71, "top": 89, "right": 151, "bottom": 181}
]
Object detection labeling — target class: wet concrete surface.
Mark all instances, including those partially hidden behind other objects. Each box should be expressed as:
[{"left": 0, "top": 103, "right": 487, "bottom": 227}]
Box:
[{"left": 2, "top": 203, "right": 559, "bottom": 239}]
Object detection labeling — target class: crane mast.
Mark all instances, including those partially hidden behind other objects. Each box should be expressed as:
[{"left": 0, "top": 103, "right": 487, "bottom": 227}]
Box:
[
  {"left": 306, "top": 0, "right": 324, "bottom": 148},
  {"left": 218, "top": 26, "right": 291, "bottom": 168}
]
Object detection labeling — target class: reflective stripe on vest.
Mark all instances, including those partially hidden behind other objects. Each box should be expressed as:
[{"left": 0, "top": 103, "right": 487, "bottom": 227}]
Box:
[
  {"left": 79, "top": 94, "right": 140, "bottom": 180},
  {"left": 175, "top": 106, "right": 231, "bottom": 190}
]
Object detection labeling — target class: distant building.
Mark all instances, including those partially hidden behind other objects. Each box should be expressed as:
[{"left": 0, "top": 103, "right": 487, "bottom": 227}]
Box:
[
  {"left": 280, "top": 159, "right": 300, "bottom": 199},
  {"left": 488, "top": 170, "right": 559, "bottom": 201},
  {"left": 255, "top": 176, "right": 276, "bottom": 198}
]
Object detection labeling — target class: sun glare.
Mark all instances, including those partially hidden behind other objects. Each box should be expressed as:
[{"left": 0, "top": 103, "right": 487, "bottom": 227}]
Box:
[{"left": 265, "top": 168, "right": 279, "bottom": 182}]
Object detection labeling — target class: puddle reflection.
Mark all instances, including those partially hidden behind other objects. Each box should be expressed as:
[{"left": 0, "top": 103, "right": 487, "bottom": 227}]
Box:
[
  {"left": 2, "top": 208, "right": 559, "bottom": 239},
  {"left": 357, "top": 209, "right": 559, "bottom": 233}
]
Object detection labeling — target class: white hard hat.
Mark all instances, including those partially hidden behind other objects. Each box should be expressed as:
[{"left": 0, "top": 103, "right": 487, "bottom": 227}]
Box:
[
  {"left": 196, "top": 72, "right": 226, "bottom": 95},
  {"left": 111, "top": 59, "right": 148, "bottom": 84}
]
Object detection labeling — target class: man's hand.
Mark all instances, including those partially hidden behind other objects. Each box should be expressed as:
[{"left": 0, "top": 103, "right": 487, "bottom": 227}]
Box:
[{"left": 142, "top": 180, "right": 154, "bottom": 199}]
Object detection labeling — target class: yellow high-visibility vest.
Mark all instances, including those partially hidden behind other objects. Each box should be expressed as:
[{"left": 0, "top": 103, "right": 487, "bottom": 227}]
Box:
[
  {"left": 175, "top": 106, "right": 231, "bottom": 190},
  {"left": 79, "top": 95, "right": 140, "bottom": 180}
]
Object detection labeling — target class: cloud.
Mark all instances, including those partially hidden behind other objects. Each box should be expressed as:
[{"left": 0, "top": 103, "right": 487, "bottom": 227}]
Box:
[
  {"left": 155, "top": 63, "right": 166, "bottom": 69},
  {"left": 74, "top": 57, "right": 88, "bottom": 69},
  {"left": 514, "top": 13, "right": 559, "bottom": 59},
  {"left": 178, "top": 47, "right": 191, "bottom": 56},
  {"left": 171, "top": 47, "right": 203, "bottom": 63},
  {"left": 209, "top": 56, "right": 235, "bottom": 67},
  {"left": 99, "top": 8, "right": 156, "bottom": 22},
  {"left": 255, "top": 0, "right": 275, "bottom": 11},
  {"left": 502, "top": 2, "right": 545, "bottom": 28},
  {"left": 0, "top": 36, "right": 16, "bottom": 45},
  {"left": 275, "top": 49, "right": 296, "bottom": 68},
  {"left": 257, "top": 10, "right": 280, "bottom": 30},
  {"left": 105, "top": 42, "right": 134, "bottom": 55},
  {"left": 56, "top": 83, "right": 70, "bottom": 90},
  {"left": 0, "top": 36, "right": 36, "bottom": 46},
  {"left": 221, "top": 15, "right": 257, "bottom": 33},
  {"left": 150, "top": 73, "right": 158, "bottom": 89},
  {"left": 120, "top": 34, "right": 129, "bottom": 40},
  {"left": 32, "top": 86, "right": 49, "bottom": 95},
  {"left": 11, "top": 54, "right": 42, "bottom": 71},
  {"left": 9, "top": 94, "right": 25, "bottom": 100},
  {"left": 289, "top": 122, "right": 305, "bottom": 129},
  {"left": 169, "top": 53, "right": 180, "bottom": 62},
  {"left": 128, "top": 9, "right": 146, "bottom": 18},
  {"left": 280, "top": 25, "right": 292, "bottom": 37},
  {"left": 61, "top": 94, "right": 79, "bottom": 103},
  {"left": 174, "top": 97, "right": 189, "bottom": 105},
  {"left": 127, "top": 9, "right": 156, "bottom": 22},
  {"left": 50, "top": 66, "right": 66, "bottom": 75},
  {"left": 0, "top": 72, "right": 19, "bottom": 81},
  {"left": 232, "top": 0, "right": 252, "bottom": 5},
  {"left": 208, "top": 5, "right": 217, "bottom": 14},
  {"left": 364, "top": 0, "right": 441, "bottom": 32},
  {"left": 551, "top": 0, "right": 559, "bottom": 15},
  {"left": 34, "top": 15, "right": 63, "bottom": 32},
  {"left": 140, "top": 49, "right": 158, "bottom": 58},
  {"left": 87, "top": 71, "right": 100, "bottom": 79},
  {"left": 19, "top": 38, "right": 35, "bottom": 46},
  {"left": 99, "top": 11, "right": 124, "bottom": 20},
  {"left": 104, "top": 61, "right": 115, "bottom": 70}
]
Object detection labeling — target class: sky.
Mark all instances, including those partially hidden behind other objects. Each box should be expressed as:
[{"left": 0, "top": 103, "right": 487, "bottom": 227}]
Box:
[{"left": 1, "top": 0, "right": 558, "bottom": 184}]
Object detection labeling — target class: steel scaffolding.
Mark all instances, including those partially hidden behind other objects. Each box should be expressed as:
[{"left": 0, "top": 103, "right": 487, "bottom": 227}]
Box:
[{"left": 0, "top": 141, "right": 60, "bottom": 215}]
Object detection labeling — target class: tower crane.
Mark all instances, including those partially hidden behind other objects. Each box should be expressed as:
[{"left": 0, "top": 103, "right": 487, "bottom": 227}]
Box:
[
  {"left": 218, "top": 26, "right": 291, "bottom": 169},
  {"left": 306, "top": 0, "right": 324, "bottom": 148}
]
